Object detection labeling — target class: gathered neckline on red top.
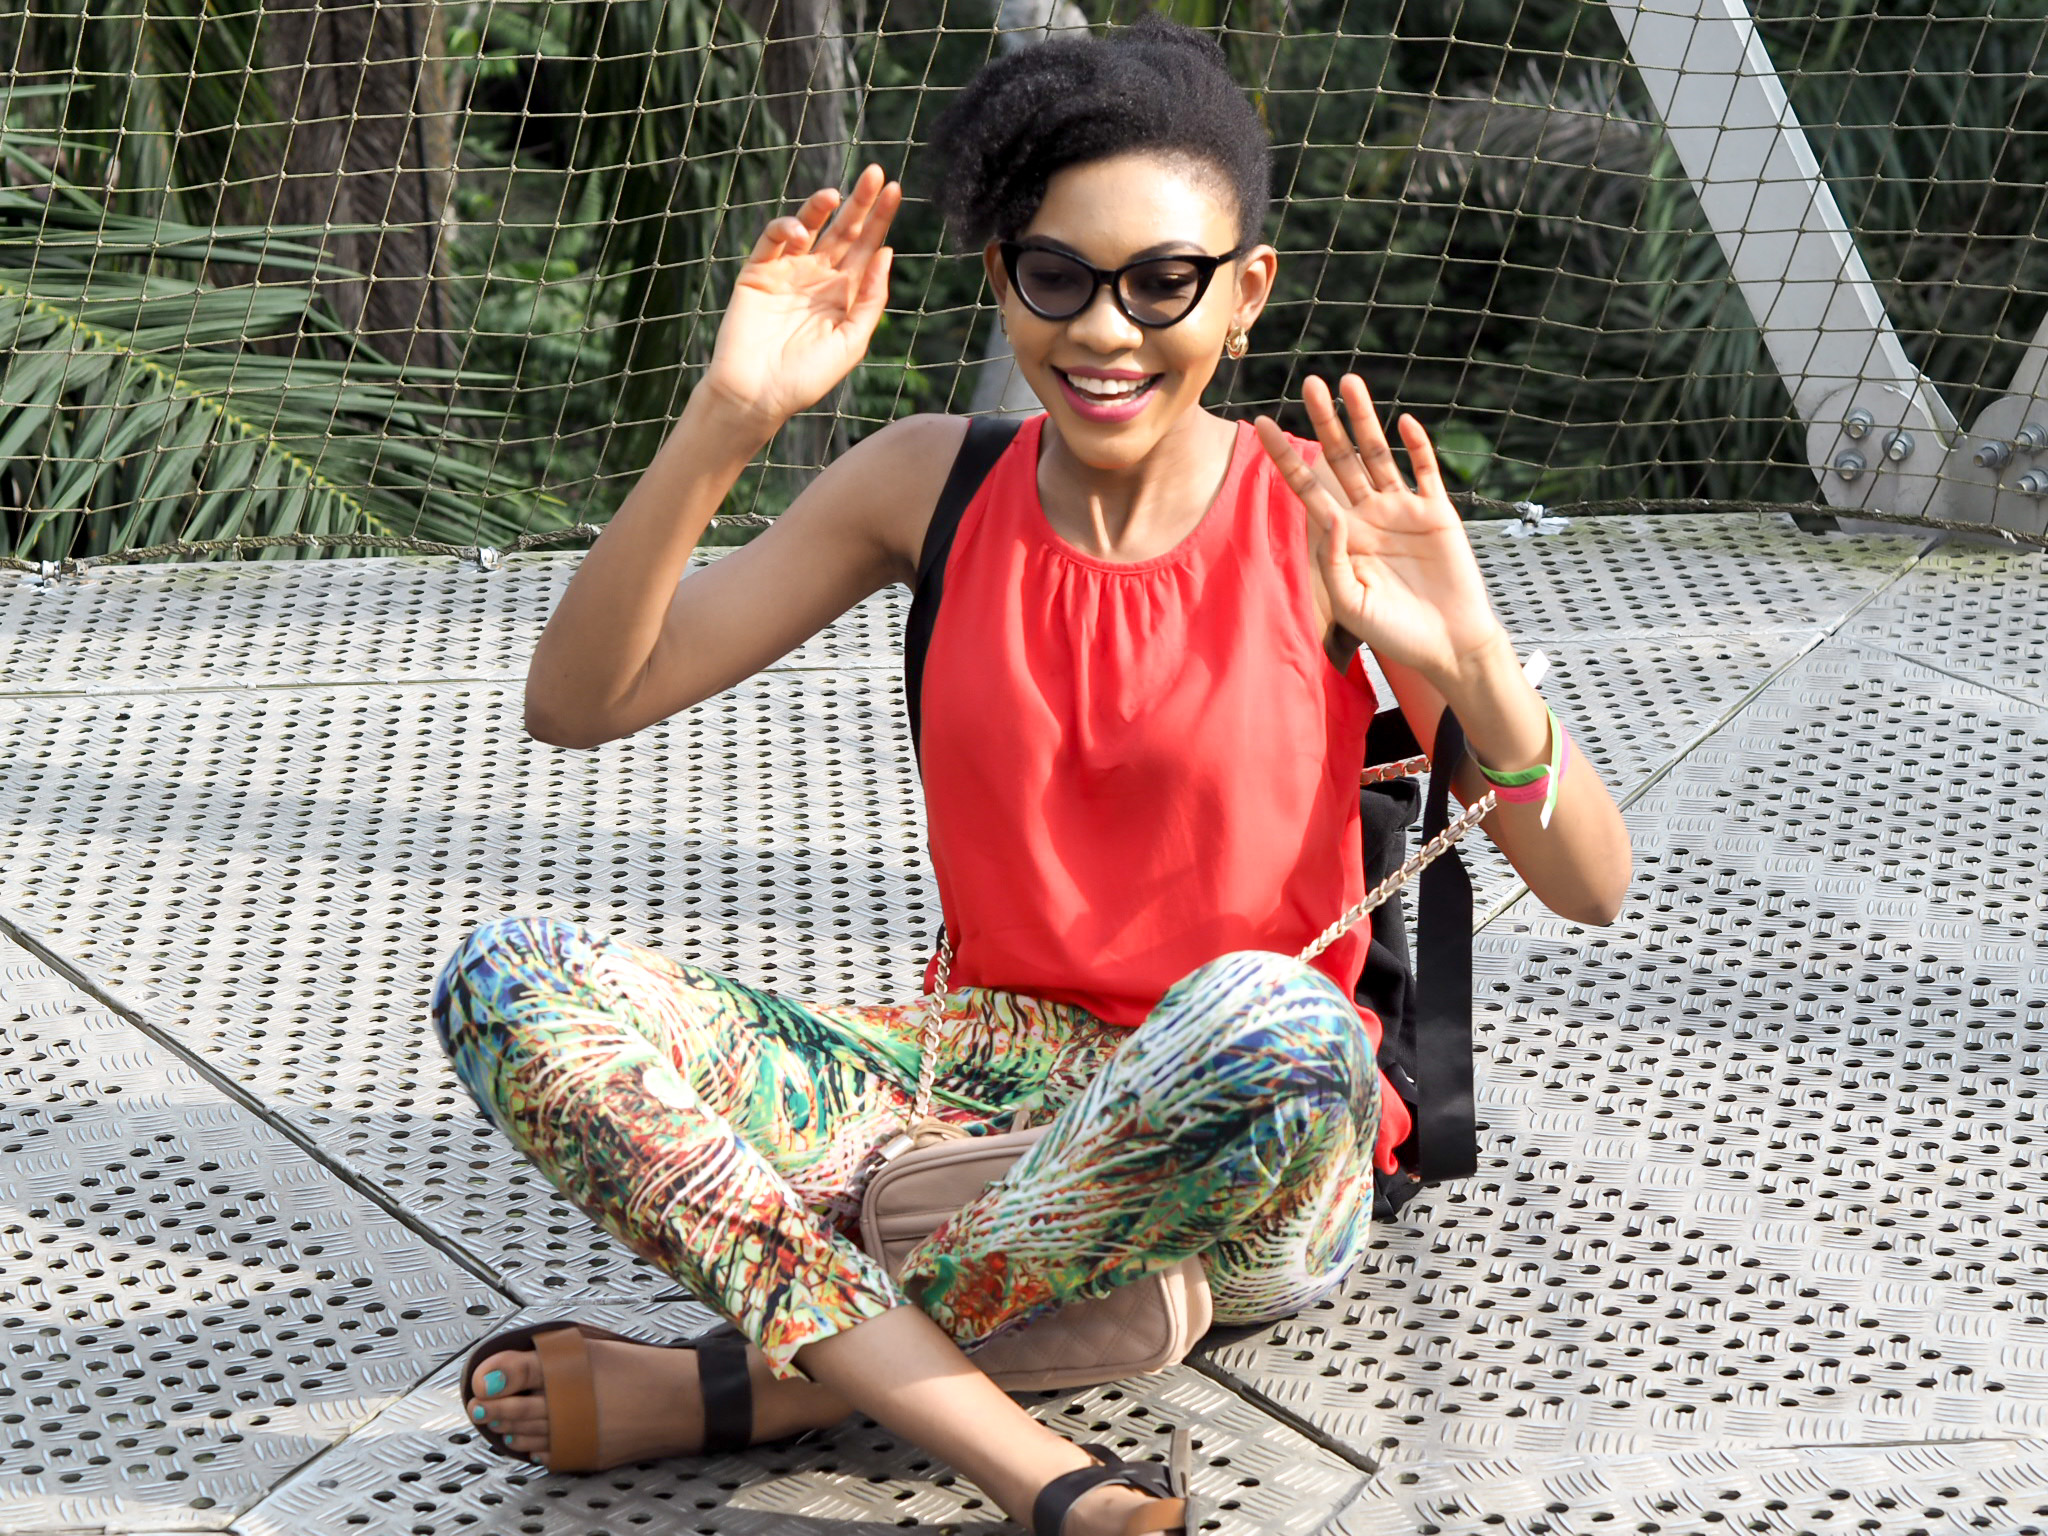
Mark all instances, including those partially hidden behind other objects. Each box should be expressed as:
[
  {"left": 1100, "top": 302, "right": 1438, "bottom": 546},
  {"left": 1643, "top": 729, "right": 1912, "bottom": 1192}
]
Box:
[{"left": 1020, "top": 414, "right": 1256, "bottom": 576}]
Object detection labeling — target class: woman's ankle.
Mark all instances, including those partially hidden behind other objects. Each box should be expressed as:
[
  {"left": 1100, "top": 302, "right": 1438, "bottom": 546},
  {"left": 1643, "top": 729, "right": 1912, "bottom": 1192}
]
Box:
[
  {"left": 790, "top": 1307, "right": 1123, "bottom": 1526},
  {"left": 748, "top": 1355, "right": 853, "bottom": 1440},
  {"left": 1062, "top": 1482, "right": 1165, "bottom": 1536}
]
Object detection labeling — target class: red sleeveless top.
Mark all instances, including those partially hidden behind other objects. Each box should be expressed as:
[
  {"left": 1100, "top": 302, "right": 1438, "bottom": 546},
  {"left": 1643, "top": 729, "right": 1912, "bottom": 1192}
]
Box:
[{"left": 918, "top": 413, "right": 1410, "bottom": 1167}]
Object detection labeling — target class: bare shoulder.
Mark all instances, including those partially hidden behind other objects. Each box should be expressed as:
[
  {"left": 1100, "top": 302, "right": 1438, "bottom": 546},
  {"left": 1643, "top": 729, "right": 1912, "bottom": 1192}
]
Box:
[{"left": 798, "top": 412, "right": 972, "bottom": 588}]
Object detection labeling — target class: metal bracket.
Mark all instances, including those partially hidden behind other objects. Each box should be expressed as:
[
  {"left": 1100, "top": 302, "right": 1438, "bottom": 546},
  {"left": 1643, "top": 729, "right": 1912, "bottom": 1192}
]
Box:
[
  {"left": 1938, "top": 312, "right": 2048, "bottom": 540},
  {"left": 463, "top": 546, "right": 504, "bottom": 571},
  {"left": 1805, "top": 381, "right": 1951, "bottom": 523}
]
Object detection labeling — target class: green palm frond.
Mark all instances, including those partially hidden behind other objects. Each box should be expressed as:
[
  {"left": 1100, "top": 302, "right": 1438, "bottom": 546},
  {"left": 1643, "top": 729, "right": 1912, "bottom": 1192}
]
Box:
[
  {"left": 0, "top": 158, "right": 555, "bottom": 562},
  {"left": 0, "top": 0, "right": 271, "bottom": 226}
]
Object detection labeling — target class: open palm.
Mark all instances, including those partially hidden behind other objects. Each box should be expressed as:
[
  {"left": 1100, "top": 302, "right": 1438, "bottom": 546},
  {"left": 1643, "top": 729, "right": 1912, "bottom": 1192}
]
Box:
[
  {"left": 1254, "top": 374, "right": 1505, "bottom": 682},
  {"left": 704, "top": 165, "right": 900, "bottom": 427}
]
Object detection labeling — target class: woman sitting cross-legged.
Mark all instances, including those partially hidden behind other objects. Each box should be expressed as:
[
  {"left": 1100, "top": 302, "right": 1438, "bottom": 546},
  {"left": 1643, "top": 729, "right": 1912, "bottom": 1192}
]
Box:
[{"left": 429, "top": 18, "right": 1631, "bottom": 1536}]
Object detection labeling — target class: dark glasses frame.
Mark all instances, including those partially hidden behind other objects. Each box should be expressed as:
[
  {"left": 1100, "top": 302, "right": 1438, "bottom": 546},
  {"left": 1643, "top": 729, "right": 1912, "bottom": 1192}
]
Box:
[{"left": 997, "top": 240, "right": 1248, "bottom": 329}]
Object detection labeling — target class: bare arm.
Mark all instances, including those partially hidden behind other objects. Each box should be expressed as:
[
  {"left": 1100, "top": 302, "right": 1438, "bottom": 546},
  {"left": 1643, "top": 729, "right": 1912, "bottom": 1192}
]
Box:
[
  {"left": 1371, "top": 644, "right": 1631, "bottom": 926},
  {"left": 526, "top": 166, "right": 950, "bottom": 748},
  {"left": 1262, "top": 374, "right": 1632, "bottom": 927},
  {"left": 525, "top": 402, "right": 958, "bottom": 746}
]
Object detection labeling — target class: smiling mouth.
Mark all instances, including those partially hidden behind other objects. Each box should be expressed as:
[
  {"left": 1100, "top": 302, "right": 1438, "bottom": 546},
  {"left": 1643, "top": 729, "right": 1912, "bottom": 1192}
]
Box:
[{"left": 1055, "top": 370, "right": 1162, "bottom": 404}]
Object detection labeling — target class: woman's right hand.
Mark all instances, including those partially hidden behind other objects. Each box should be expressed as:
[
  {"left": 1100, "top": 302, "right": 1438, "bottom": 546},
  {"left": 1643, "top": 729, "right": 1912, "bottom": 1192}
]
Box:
[{"left": 700, "top": 163, "right": 902, "bottom": 435}]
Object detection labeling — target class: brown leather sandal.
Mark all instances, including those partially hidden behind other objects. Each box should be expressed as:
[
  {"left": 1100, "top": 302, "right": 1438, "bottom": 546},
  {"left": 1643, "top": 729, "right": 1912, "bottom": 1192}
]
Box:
[
  {"left": 1032, "top": 1427, "right": 1198, "bottom": 1536},
  {"left": 460, "top": 1319, "right": 757, "bottom": 1471}
]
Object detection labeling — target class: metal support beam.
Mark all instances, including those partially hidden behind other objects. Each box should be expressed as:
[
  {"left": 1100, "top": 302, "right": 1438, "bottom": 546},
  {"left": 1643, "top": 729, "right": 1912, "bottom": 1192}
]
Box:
[{"left": 1605, "top": 0, "right": 1961, "bottom": 519}]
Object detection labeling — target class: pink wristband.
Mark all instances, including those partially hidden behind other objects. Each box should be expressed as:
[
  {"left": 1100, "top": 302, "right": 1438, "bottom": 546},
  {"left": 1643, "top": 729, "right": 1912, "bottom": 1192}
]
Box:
[
  {"left": 1489, "top": 771, "right": 1550, "bottom": 806},
  {"left": 1481, "top": 722, "right": 1572, "bottom": 827}
]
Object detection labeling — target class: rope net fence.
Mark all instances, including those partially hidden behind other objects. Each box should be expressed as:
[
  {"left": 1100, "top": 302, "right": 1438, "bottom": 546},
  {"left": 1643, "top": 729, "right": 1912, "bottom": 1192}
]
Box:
[{"left": 1, "top": 0, "right": 2045, "bottom": 571}]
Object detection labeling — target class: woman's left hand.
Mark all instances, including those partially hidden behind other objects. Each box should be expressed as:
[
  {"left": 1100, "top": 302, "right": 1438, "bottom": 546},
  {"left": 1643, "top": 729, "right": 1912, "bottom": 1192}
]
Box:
[{"left": 1254, "top": 373, "right": 1506, "bottom": 686}]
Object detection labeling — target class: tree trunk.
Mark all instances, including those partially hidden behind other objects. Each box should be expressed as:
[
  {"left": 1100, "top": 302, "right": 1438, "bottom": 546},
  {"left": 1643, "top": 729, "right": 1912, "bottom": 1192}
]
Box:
[
  {"left": 968, "top": 0, "right": 1090, "bottom": 416},
  {"left": 737, "top": 0, "right": 858, "bottom": 486},
  {"left": 241, "top": 0, "right": 459, "bottom": 378}
]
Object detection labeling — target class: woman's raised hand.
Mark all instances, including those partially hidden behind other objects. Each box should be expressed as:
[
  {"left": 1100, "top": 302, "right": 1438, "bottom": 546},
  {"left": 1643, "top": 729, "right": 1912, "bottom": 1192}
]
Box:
[
  {"left": 1255, "top": 374, "right": 1508, "bottom": 685},
  {"left": 700, "top": 164, "right": 902, "bottom": 433}
]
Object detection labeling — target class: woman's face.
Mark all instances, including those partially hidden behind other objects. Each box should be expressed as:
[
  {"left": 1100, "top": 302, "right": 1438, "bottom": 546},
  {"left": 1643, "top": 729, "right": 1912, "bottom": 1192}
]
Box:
[{"left": 985, "top": 151, "right": 1275, "bottom": 468}]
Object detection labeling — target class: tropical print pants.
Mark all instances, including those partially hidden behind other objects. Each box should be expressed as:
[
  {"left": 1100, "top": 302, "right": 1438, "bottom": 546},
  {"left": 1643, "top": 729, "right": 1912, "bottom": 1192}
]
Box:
[{"left": 431, "top": 914, "right": 1381, "bottom": 1378}]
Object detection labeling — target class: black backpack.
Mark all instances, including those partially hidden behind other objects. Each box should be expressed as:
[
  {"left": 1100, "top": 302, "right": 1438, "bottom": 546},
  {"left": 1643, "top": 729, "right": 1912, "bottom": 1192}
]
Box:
[{"left": 901, "top": 416, "right": 1477, "bottom": 1221}]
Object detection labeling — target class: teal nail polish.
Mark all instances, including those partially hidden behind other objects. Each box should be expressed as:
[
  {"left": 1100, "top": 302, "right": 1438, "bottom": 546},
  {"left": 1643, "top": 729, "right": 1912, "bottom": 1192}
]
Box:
[
  {"left": 471, "top": 1404, "right": 488, "bottom": 1422},
  {"left": 483, "top": 1370, "right": 507, "bottom": 1396}
]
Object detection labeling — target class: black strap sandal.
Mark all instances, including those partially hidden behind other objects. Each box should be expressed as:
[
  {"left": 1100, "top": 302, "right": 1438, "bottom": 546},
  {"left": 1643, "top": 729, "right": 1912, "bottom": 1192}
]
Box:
[
  {"left": 1032, "top": 1426, "right": 1198, "bottom": 1536},
  {"left": 460, "top": 1319, "right": 756, "bottom": 1471}
]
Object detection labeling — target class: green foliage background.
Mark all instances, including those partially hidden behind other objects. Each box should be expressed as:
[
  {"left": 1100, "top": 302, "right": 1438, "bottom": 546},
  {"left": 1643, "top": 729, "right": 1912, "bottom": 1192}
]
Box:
[{"left": 2, "top": 0, "right": 2045, "bottom": 560}]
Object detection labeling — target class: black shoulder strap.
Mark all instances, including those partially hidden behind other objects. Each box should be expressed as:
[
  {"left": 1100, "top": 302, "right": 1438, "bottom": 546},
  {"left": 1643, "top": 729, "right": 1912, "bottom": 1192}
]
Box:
[
  {"left": 903, "top": 416, "right": 1025, "bottom": 760},
  {"left": 1357, "top": 705, "right": 1425, "bottom": 1047},
  {"left": 1414, "top": 705, "right": 1479, "bottom": 1182}
]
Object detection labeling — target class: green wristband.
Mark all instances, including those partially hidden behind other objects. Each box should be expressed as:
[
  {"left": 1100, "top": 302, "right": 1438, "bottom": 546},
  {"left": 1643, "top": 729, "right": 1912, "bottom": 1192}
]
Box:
[
  {"left": 1472, "top": 706, "right": 1570, "bottom": 827},
  {"left": 1473, "top": 705, "right": 1562, "bottom": 788},
  {"left": 1475, "top": 758, "right": 1549, "bottom": 788}
]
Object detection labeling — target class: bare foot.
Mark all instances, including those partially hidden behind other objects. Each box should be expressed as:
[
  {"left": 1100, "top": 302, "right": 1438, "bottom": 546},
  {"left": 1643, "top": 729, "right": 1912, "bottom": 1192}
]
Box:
[{"left": 467, "top": 1331, "right": 850, "bottom": 1470}]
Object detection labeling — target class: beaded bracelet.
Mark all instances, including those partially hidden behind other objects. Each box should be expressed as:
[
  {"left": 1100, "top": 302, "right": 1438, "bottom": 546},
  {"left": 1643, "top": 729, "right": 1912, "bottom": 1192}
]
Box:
[{"left": 1473, "top": 703, "right": 1570, "bottom": 828}]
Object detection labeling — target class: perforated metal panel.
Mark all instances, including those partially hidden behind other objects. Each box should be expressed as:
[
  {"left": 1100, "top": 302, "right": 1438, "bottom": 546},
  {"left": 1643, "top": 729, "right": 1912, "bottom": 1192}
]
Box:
[
  {"left": 1466, "top": 517, "right": 1924, "bottom": 639},
  {"left": 1200, "top": 639, "right": 2048, "bottom": 1467},
  {"left": 0, "top": 574, "right": 1833, "bottom": 1310},
  {"left": 1462, "top": 633, "right": 1819, "bottom": 918},
  {"left": 0, "top": 554, "right": 903, "bottom": 697},
  {"left": 235, "top": 1306, "right": 1363, "bottom": 1536},
  {"left": 1844, "top": 541, "right": 2048, "bottom": 706},
  {"left": 0, "top": 517, "right": 1920, "bottom": 701},
  {"left": 7, "top": 518, "right": 2015, "bottom": 1536},
  {"left": 0, "top": 670, "right": 934, "bottom": 1304},
  {"left": 1326, "top": 1439, "right": 2048, "bottom": 1535},
  {"left": 0, "top": 943, "right": 508, "bottom": 1531}
]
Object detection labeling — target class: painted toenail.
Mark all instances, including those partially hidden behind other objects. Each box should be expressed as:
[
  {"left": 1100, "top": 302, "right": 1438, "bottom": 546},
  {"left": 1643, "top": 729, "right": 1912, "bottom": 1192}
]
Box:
[
  {"left": 471, "top": 1404, "right": 488, "bottom": 1421},
  {"left": 483, "top": 1370, "right": 507, "bottom": 1396}
]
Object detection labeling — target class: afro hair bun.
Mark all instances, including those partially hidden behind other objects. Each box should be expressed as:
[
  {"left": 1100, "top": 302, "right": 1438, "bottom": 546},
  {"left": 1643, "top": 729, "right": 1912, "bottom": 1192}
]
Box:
[
  {"left": 926, "top": 14, "right": 1271, "bottom": 251},
  {"left": 1123, "top": 11, "right": 1230, "bottom": 62}
]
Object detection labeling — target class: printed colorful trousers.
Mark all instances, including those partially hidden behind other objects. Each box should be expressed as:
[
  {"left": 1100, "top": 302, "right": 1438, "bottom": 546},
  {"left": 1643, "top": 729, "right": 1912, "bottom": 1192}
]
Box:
[{"left": 430, "top": 915, "right": 1381, "bottom": 1378}]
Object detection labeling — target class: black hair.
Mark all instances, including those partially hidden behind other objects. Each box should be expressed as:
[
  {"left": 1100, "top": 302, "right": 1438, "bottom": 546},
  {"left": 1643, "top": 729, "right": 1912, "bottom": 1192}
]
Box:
[{"left": 926, "top": 15, "right": 1271, "bottom": 251}]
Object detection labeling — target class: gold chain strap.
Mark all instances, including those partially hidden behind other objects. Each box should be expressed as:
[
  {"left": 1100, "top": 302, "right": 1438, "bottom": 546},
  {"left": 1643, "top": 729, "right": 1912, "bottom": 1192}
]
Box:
[
  {"left": 1295, "top": 787, "right": 1495, "bottom": 962},
  {"left": 906, "top": 937, "right": 953, "bottom": 1128}
]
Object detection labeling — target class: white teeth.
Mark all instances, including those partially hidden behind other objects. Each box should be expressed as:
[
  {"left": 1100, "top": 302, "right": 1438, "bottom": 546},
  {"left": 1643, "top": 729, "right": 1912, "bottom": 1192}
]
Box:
[{"left": 1066, "top": 374, "right": 1149, "bottom": 400}]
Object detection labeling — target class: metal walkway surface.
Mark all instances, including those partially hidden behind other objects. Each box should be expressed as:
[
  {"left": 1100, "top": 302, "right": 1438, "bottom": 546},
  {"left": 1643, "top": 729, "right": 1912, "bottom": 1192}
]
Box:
[{"left": 3, "top": 516, "right": 2045, "bottom": 1536}]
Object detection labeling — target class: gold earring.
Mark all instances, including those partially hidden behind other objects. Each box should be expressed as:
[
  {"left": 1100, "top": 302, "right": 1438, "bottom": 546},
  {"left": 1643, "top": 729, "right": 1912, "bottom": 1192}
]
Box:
[{"left": 1225, "top": 324, "right": 1250, "bottom": 360}]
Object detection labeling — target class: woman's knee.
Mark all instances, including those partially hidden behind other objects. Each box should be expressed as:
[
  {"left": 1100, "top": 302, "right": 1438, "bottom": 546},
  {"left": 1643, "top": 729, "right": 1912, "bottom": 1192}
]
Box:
[
  {"left": 429, "top": 912, "right": 601, "bottom": 1051},
  {"left": 1149, "top": 950, "right": 1376, "bottom": 1101}
]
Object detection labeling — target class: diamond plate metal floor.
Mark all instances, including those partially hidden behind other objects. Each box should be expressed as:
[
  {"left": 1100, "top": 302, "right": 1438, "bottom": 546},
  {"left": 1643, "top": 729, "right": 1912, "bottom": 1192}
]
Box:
[
  {"left": 15, "top": 514, "right": 2048, "bottom": 1535},
  {"left": 0, "top": 946, "right": 508, "bottom": 1531}
]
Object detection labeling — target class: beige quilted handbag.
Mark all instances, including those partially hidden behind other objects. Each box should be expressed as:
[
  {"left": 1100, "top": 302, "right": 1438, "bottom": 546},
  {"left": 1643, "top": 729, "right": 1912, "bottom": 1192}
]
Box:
[{"left": 859, "top": 1116, "right": 1212, "bottom": 1391}]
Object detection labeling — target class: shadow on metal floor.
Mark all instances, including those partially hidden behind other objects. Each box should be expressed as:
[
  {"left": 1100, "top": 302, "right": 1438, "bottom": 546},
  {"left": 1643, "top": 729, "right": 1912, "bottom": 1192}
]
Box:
[{"left": 4, "top": 516, "right": 2046, "bottom": 1534}]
